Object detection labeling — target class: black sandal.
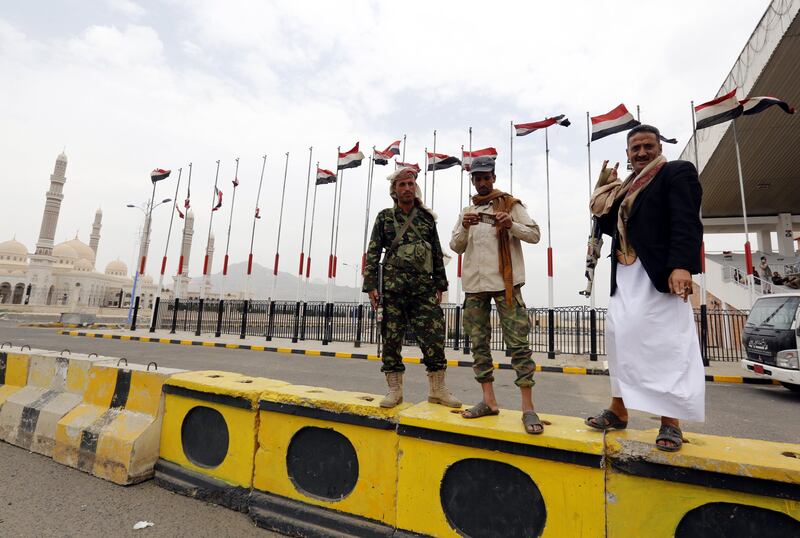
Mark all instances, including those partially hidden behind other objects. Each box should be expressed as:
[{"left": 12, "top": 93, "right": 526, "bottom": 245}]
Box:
[
  {"left": 522, "top": 411, "right": 544, "bottom": 435},
  {"left": 585, "top": 409, "right": 628, "bottom": 431},
  {"left": 461, "top": 401, "right": 500, "bottom": 419},
  {"left": 656, "top": 424, "right": 683, "bottom": 452}
]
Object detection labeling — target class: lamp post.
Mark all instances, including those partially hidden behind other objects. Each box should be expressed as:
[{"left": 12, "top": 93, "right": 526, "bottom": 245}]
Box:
[
  {"left": 341, "top": 262, "right": 360, "bottom": 303},
  {"left": 125, "top": 197, "right": 172, "bottom": 323}
]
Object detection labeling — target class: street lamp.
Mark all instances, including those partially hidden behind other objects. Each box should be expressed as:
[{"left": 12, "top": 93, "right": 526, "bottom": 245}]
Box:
[{"left": 341, "top": 262, "right": 361, "bottom": 303}]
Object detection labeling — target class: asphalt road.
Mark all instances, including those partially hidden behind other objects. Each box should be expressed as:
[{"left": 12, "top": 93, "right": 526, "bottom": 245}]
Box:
[{"left": 0, "top": 321, "right": 798, "bottom": 536}]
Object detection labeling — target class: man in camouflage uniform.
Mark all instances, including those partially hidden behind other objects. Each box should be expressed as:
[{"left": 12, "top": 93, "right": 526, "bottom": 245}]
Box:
[
  {"left": 450, "top": 156, "right": 543, "bottom": 433},
  {"left": 363, "top": 167, "right": 461, "bottom": 409}
]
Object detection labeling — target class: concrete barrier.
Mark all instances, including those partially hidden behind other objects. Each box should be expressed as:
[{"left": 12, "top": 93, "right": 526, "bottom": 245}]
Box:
[
  {"left": 395, "top": 402, "right": 606, "bottom": 537},
  {"left": 249, "top": 385, "right": 411, "bottom": 536},
  {"left": 605, "top": 429, "right": 800, "bottom": 537},
  {"left": 0, "top": 351, "right": 32, "bottom": 409},
  {"left": 0, "top": 350, "right": 111, "bottom": 456},
  {"left": 154, "top": 370, "right": 288, "bottom": 511},
  {"left": 54, "top": 361, "right": 184, "bottom": 485}
]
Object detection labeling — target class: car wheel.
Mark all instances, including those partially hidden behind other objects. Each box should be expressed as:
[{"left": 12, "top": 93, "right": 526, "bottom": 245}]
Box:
[{"left": 780, "top": 382, "right": 800, "bottom": 392}]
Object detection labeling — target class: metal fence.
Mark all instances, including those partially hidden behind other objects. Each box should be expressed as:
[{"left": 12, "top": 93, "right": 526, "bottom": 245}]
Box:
[{"left": 142, "top": 298, "right": 749, "bottom": 362}]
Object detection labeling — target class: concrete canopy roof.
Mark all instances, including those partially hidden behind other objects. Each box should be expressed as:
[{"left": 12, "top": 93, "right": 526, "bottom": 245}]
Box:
[{"left": 680, "top": 1, "right": 800, "bottom": 219}]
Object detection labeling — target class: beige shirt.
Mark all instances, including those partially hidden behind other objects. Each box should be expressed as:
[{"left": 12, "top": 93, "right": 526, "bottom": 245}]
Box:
[{"left": 450, "top": 201, "right": 540, "bottom": 293}]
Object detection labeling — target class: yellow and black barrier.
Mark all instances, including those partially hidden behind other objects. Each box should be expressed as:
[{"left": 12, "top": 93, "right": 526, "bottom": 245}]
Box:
[
  {"left": 0, "top": 350, "right": 112, "bottom": 456},
  {"left": 395, "top": 402, "right": 606, "bottom": 537},
  {"left": 54, "top": 361, "right": 184, "bottom": 485},
  {"left": 0, "top": 350, "right": 32, "bottom": 409},
  {"left": 249, "top": 385, "right": 410, "bottom": 536},
  {"left": 154, "top": 370, "right": 288, "bottom": 511},
  {"left": 605, "top": 429, "right": 800, "bottom": 537}
]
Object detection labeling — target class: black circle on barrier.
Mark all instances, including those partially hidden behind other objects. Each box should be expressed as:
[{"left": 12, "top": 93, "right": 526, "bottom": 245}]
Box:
[
  {"left": 286, "top": 426, "right": 358, "bottom": 501},
  {"left": 675, "top": 502, "right": 800, "bottom": 538},
  {"left": 181, "top": 406, "right": 229, "bottom": 468},
  {"left": 440, "top": 458, "right": 546, "bottom": 538}
]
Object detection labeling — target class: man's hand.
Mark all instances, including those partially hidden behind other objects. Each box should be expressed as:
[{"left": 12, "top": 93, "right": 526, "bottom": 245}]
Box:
[
  {"left": 668, "top": 269, "right": 693, "bottom": 302},
  {"left": 494, "top": 211, "right": 512, "bottom": 229},
  {"left": 597, "top": 160, "right": 619, "bottom": 188},
  {"left": 435, "top": 290, "right": 443, "bottom": 305},
  {"left": 462, "top": 212, "right": 479, "bottom": 228},
  {"left": 367, "top": 289, "right": 380, "bottom": 310}
]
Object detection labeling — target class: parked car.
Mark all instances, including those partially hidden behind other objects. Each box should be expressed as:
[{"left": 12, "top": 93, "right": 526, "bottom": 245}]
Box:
[{"left": 741, "top": 293, "right": 800, "bottom": 392}]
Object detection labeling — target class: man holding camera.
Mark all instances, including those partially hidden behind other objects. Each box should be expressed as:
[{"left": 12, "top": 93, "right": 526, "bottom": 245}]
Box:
[
  {"left": 363, "top": 166, "right": 461, "bottom": 409},
  {"left": 450, "top": 156, "right": 543, "bottom": 433}
]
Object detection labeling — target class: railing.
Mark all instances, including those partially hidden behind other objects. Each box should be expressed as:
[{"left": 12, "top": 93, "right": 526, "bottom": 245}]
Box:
[{"left": 144, "top": 299, "right": 748, "bottom": 362}]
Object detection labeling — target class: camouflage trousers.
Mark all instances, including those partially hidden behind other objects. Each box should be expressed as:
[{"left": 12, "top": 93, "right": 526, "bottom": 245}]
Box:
[
  {"left": 381, "top": 290, "right": 447, "bottom": 374},
  {"left": 463, "top": 287, "right": 536, "bottom": 387}
]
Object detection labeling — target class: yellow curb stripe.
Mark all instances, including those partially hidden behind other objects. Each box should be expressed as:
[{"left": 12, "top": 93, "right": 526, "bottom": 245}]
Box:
[
  {"left": 160, "top": 338, "right": 172, "bottom": 344},
  {"left": 535, "top": 365, "right": 542, "bottom": 371},
  {"left": 335, "top": 352, "right": 352, "bottom": 358},
  {"left": 305, "top": 350, "right": 320, "bottom": 356},
  {"left": 713, "top": 375, "right": 743, "bottom": 383},
  {"left": 251, "top": 345, "right": 265, "bottom": 351},
  {"left": 404, "top": 357, "right": 421, "bottom": 364},
  {"left": 120, "top": 335, "right": 131, "bottom": 341},
  {"left": 367, "top": 355, "right": 381, "bottom": 361},
  {"left": 103, "top": 334, "right": 113, "bottom": 339},
  {"left": 180, "top": 340, "right": 193, "bottom": 345},
  {"left": 277, "top": 347, "right": 292, "bottom": 353},
  {"left": 563, "top": 367, "right": 587, "bottom": 375},
  {"left": 202, "top": 341, "right": 215, "bottom": 347},
  {"left": 225, "top": 343, "right": 239, "bottom": 349},
  {"left": 447, "top": 359, "right": 459, "bottom": 367}
]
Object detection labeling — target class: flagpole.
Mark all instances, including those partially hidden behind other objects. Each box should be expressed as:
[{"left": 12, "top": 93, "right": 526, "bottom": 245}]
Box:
[
  {"left": 423, "top": 147, "right": 428, "bottom": 204},
  {"left": 731, "top": 119, "right": 754, "bottom": 306},
  {"left": 545, "top": 128, "right": 554, "bottom": 312},
  {"left": 457, "top": 144, "right": 464, "bottom": 306},
  {"left": 332, "top": 167, "right": 345, "bottom": 286},
  {"left": 153, "top": 167, "right": 182, "bottom": 317},
  {"left": 326, "top": 149, "right": 340, "bottom": 304},
  {"left": 270, "top": 152, "right": 290, "bottom": 301},
  {"left": 468, "top": 127, "right": 473, "bottom": 197},
  {"left": 402, "top": 134, "right": 407, "bottom": 163},
  {"left": 585, "top": 112, "right": 595, "bottom": 310},
  {"left": 691, "top": 102, "right": 708, "bottom": 310},
  {"left": 431, "top": 130, "right": 437, "bottom": 210},
  {"left": 221, "top": 157, "right": 240, "bottom": 299},
  {"left": 201, "top": 160, "right": 221, "bottom": 300},
  {"left": 636, "top": 105, "right": 641, "bottom": 122},
  {"left": 296, "top": 147, "right": 313, "bottom": 303},
  {"left": 304, "top": 165, "right": 320, "bottom": 301},
  {"left": 246, "top": 155, "right": 266, "bottom": 300},
  {"left": 509, "top": 120, "right": 514, "bottom": 195},
  {"left": 175, "top": 162, "right": 193, "bottom": 300},
  {"left": 360, "top": 153, "right": 376, "bottom": 305}
]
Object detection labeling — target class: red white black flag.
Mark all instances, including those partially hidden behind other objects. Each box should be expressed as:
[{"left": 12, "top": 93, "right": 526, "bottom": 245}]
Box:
[
  {"left": 740, "top": 96, "right": 795, "bottom": 116},
  {"left": 694, "top": 89, "right": 742, "bottom": 130},
  {"left": 255, "top": 207, "right": 261, "bottom": 219},
  {"left": 316, "top": 167, "right": 337, "bottom": 185},
  {"left": 514, "top": 115, "right": 571, "bottom": 136},
  {"left": 151, "top": 168, "right": 171, "bottom": 183},
  {"left": 591, "top": 105, "right": 639, "bottom": 141},
  {"left": 338, "top": 143, "right": 366, "bottom": 170},
  {"left": 426, "top": 152, "right": 461, "bottom": 172},
  {"left": 394, "top": 161, "right": 421, "bottom": 173},
  {"left": 232, "top": 176, "right": 239, "bottom": 187},
  {"left": 212, "top": 186, "right": 223, "bottom": 211},
  {"left": 461, "top": 147, "right": 498, "bottom": 172},
  {"left": 176, "top": 202, "right": 185, "bottom": 219}
]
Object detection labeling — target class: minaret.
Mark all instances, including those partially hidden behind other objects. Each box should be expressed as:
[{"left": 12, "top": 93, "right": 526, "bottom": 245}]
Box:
[
  {"left": 173, "top": 209, "right": 194, "bottom": 299},
  {"left": 89, "top": 208, "right": 102, "bottom": 262},
  {"left": 203, "top": 232, "right": 215, "bottom": 296},
  {"left": 35, "top": 151, "right": 68, "bottom": 256}
]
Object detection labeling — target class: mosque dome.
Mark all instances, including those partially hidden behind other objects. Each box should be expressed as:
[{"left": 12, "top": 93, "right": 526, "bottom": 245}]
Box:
[
  {"left": 74, "top": 258, "right": 93, "bottom": 272},
  {"left": 59, "top": 238, "right": 95, "bottom": 263},
  {"left": 0, "top": 239, "right": 29, "bottom": 264},
  {"left": 105, "top": 259, "right": 128, "bottom": 276},
  {"left": 141, "top": 275, "right": 154, "bottom": 285},
  {"left": 53, "top": 242, "right": 78, "bottom": 263}
]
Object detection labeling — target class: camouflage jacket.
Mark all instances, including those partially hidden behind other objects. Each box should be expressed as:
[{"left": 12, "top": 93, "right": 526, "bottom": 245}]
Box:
[{"left": 362, "top": 203, "right": 448, "bottom": 294}]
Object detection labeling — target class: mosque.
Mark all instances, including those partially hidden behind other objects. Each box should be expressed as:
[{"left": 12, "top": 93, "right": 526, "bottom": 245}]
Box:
[{"left": 0, "top": 151, "right": 160, "bottom": 309}]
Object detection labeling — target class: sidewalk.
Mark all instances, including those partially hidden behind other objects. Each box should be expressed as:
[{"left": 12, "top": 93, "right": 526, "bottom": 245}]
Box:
[{"left": 56, "top": 326, "right": 776, "bottom": 385}]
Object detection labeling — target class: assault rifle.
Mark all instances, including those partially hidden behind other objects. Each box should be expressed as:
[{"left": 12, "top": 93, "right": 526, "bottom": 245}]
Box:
[{"left": 376, "top": 259, "right": 384, "bottom": 356}]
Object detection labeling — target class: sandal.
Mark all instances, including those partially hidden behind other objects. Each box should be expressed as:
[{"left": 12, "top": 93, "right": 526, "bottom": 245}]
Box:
[
  {"left": 522, "top": 411, "right": 544, "bottom": 435},
  {"left": 461, "top": 401, "right": 500, "bottom": 419},
  {"left": 585, "top": 409, "right": 628, "bottom": 431},
  {"left": 655, "top": 424, "right": 683, "bottom": 452}
]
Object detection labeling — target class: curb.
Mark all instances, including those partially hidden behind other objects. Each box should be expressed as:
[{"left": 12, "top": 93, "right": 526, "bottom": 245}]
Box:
[{"left": 55, "top": 330, "right": 779, "bottom": 385}]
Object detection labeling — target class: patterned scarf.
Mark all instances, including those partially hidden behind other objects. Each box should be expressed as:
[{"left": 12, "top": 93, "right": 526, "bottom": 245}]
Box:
[{"left": 472, "top": 189, "right": 521, "bottom": 305}]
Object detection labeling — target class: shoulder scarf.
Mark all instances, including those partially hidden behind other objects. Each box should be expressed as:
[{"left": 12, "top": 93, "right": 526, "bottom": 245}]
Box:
[
  {"left": 472, "top": 189, "right": 521, "bottom": 305},
  {"left": 590, "top": 155, "right": 667, "bottom": 264}
]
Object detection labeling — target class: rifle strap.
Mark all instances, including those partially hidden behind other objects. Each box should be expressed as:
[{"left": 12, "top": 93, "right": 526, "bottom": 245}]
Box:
[{"left": 389, "top": 207, "right": 417, "bottom": 253}]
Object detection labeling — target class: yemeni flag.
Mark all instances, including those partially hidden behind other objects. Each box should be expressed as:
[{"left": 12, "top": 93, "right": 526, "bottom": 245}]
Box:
[
  {"left": 426, "top": 152, "right": 461, "bottom": 172},
  {"left": 591, "top": 104, "right": 639, "bottom": 141},
  {"left": 373, "top": 148, "right": 394, "bottom": 166},
  {"left": 212, "top": 186, "right": 223, "bottom": 211},
  {"left": 741, "top": 96, "right": 795, "bottom": 116},
  {"left": 462, "top": 147, "right": 498, "bottom": 172},
  {"left": 176, "top": 202, "right": 185, "bottom": 219},
  {"left": 695, "top": 89, "right": 743, "bottom": 130},
  {"left": 232, "top": 176, "right": 239, "bottom": 188},
  {"left": 394, "top": 161, "right": 421, "bottom": 173},
  {"left": 515, "top": 115, "right": 571, "bottom": 136},
  {"left": 255, "top": 207, "right": 261, "bottom": 219},
  {"left": 316, "top": 167, "right": 337, "bottom": 185},
  {"left": 151, "top": 168, "right": 171, "bottom": 183},
  {"left": 338, "top": 143, "right": 366, "bottom": 170}
]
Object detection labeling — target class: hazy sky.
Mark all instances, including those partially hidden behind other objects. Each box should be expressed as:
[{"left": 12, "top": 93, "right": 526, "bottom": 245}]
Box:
[{"left": 0, "top": 0, "right": 772, "bottom": 306}]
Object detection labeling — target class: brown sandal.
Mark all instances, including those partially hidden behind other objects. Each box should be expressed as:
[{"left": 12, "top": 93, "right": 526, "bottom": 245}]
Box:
[
  {"left": 522, "top": 411, "right": 544, "bottom": 435},
  {"left": 461, "top": 401, "right": 499, "bottom": 419}
]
